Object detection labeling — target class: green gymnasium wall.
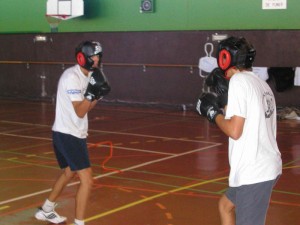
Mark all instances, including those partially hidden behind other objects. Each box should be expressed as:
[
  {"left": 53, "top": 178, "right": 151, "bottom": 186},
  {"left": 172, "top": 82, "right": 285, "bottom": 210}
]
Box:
[{"left": 0, "top": 0, "right": 299, "bottom": 33}]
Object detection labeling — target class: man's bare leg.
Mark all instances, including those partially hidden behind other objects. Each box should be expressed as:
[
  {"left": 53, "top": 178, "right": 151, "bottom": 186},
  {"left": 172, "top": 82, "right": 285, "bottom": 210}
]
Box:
[
  {"left": 48, "top": 167, "right": 75, "bottom": 202},
  {"left": 75, "top": 167, "right": 94, "bottom": 220},
  {"left": 219, "top": 194, "right": 236, "bottom": 225}
]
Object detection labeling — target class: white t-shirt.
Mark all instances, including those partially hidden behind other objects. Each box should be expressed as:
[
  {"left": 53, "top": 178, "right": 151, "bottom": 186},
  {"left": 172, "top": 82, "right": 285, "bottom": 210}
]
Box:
[
  {"left": 52, "top": 64, "right": 90, "bottom": 138},
  {"left": 294, "top": 67, "right": 300, "bottom": 86},
  {"left": 252, "top": 67, "right": 269, "bottom": 81},
  {"left": 225, "top": 71, "right": 282, "bottom": 187}
]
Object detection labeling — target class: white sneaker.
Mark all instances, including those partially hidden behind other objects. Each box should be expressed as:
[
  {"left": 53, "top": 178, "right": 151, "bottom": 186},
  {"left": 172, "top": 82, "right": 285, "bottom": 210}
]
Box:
[{"left": 35, "top": 204, "right": 67, "bottom": 224}]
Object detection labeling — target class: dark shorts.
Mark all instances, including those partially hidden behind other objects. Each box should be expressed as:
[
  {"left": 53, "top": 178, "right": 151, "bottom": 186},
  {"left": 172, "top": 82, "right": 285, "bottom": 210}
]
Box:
[
  {"left": 225, "top": 176, "right": 280, "bottom": 225},
  {"left": 52, "top": 131, "right": 91, "bottom": 171}
]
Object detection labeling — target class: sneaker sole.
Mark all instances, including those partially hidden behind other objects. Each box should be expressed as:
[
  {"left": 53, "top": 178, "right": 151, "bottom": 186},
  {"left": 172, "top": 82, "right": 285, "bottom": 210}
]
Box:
[{"left": 35, "top": 211, "right": 67, "bottom": 224}]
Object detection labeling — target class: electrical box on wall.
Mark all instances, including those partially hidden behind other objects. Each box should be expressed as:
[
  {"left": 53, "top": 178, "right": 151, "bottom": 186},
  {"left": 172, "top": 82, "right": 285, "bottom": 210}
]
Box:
[{"left": 140, "top": 0, "right": 154, "bottom": 13}]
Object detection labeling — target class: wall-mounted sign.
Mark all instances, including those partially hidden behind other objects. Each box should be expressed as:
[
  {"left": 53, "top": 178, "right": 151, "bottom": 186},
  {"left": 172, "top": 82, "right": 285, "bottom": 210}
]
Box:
[{"left": 262, "top": 0, "right": 287, "bottom": 9}]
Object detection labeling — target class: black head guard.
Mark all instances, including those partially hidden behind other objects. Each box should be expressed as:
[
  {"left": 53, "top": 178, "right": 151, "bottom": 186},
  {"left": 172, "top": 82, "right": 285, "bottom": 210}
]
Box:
[
  {"left": 217, "top": 36, "right": 256, "bottom": 73},
  {"left": 75, "top": 41, "right": 102, "bottom": 71}
]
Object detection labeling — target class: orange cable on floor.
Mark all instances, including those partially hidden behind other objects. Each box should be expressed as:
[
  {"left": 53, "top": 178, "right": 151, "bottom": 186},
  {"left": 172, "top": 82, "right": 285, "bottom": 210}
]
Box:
[{"left": 88, "top": 141, "right": 122, "bottom": 173}]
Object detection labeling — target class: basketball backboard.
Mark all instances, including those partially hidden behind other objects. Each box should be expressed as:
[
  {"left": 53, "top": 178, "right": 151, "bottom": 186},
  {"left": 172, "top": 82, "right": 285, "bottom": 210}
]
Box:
[{"left": 46, "top": 0, "right": 84, "bottom": 20}]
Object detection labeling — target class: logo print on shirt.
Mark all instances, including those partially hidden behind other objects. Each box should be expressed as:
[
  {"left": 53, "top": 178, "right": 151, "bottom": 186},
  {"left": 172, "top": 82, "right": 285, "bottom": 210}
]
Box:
[
  {"left": 67, "top": 89, "right": 81, "bottom": 94},
  {"left": 263, "top": 92, "right": 274, "bottom": 118}
]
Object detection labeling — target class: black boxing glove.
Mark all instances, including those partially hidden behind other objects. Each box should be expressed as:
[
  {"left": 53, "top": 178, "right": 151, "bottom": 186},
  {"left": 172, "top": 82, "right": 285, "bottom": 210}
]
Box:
[
  {"left": 84, "top": 69, "right": 111, "bottom": 101},
  {"left": 205, "top": 67, "right": 229, "bottom": 108},
  {"left": 217, "top": 93, "right": 228, "bottom": 109},
  {"left": 196, "top": 92, "right": 223, "bottom": 123},
  {"left": 94, "top": 70, "right": 111, "bottom": 100}
]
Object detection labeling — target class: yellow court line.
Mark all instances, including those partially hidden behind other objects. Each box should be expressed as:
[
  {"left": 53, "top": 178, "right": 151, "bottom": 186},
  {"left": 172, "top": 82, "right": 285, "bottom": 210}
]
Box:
[
  {"left": 0, "top": 205, "right": 10, "bottom": 211},
  {"left": 43, "top": 152, "right": 54, "bottom": 155},
  {"left": 7, "top": 157, "right": 18, "bottom": 160},
  {"left": 283, "top": 165, "right": 300, "bottom": 169},
  {"left": 69, "top": 176, "right": 227, "bottom": 225},
  {"left": 165, "top": 212, "right": 173, "bottom": 219}
]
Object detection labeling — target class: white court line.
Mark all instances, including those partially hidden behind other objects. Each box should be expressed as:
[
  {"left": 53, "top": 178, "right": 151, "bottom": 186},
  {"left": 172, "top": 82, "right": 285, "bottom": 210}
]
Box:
[
  {"left": 0, "top": 132, "right": 176, "bottom": 156},
  {"left": 103, "top": 146, "right": 176, "bottom": 156},
  {"left": 0, "top": 120, "right": 223, "bottom": 204},
  {"left": 0, "top": 126, "right": 45, "bottom": 135},
  {"left": 0, "top": 143, "right": 221, "bottom": 206},
  {"left": 0, "top": 132, "right": 52, "bottom": 141},
  {"left": 0, "top": 121, "right": 221, "bottom": 156},
  {"left": 0, "top": 120, "right": 49, "bottom": 127},
  {"left": 90, "top": 129, "right": 218, "bottom": 144},
  {"left": 1, "top": 120, "right": 219, "bottom": 144}
]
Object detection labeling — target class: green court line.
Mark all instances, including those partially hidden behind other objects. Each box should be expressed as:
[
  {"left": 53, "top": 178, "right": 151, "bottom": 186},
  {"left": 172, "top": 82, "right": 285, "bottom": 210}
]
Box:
[
  {"left": 0, "top": 142, "right": 51, "bottom": 154},
  {"left": 5, "top": 158, "right": 59, "bottom": 170},
  {"left": 105, "top": 174, "right": 225, "bottom": 196},
  {"left": 283, "top": 159, "right": 300, "bottom": 167},
  {"left": 273, "top": 189, "right": 300, "bottom": 196},
  {"left": 3, "top": 155, "right": 300, "bottom": 197}
]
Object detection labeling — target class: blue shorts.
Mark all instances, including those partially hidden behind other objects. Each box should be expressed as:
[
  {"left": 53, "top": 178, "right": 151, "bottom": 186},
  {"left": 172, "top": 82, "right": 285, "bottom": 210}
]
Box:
[
  {"left": 225, "top": 176, "right": 280, "bottom": 225},
  {"left": 52, "top": 131, "right": 91, "bottom": 171}
]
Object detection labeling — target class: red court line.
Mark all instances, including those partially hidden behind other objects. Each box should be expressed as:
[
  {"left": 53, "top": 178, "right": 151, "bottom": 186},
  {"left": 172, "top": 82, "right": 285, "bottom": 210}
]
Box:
[{"left": 93, "top": 183, "right": 220, "bottom": 200}]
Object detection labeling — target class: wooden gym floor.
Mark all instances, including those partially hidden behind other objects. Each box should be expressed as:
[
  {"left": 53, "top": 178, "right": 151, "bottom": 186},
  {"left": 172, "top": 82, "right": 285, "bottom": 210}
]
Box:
[{"left": 0, "top": 99, "right": 299, "bottom": 225}]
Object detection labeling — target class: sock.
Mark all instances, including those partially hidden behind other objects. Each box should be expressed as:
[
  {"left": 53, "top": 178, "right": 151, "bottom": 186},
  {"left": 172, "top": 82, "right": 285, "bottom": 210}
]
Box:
[
  {"left": 74, "top": 219, "right": 85, "bottom": 225},
  {"left": 42, "top": 199, "right": 55, "bottom": 212}
]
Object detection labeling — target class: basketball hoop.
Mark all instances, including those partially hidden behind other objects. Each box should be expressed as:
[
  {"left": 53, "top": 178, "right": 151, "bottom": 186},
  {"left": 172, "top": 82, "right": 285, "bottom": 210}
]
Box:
[
  {"left": 45, "top": 14, "right": 69, "bottom": 33},
  {"left": 45, "top": 0, "right": 84, "bottom": 32}
]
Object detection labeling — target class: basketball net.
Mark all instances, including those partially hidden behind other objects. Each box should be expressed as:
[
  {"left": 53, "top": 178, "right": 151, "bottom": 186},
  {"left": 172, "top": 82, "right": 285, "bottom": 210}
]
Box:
[{"left": 45, "top": 15, "right": 69, "bottom": 33}]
